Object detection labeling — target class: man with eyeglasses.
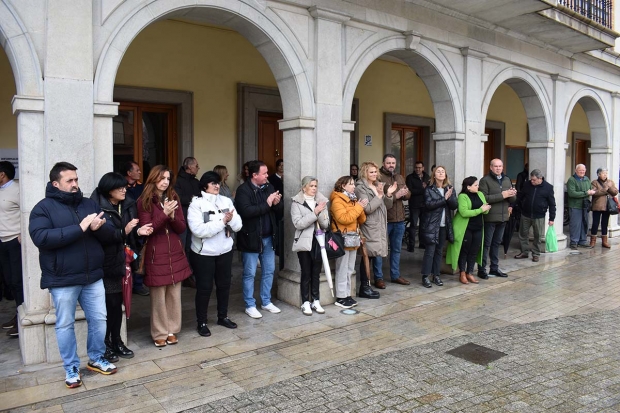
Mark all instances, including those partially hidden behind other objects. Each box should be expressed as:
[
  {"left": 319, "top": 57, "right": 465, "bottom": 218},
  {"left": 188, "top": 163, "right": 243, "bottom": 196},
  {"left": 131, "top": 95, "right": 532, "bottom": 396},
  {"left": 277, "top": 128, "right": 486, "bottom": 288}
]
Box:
[
  {"left": 406, "top": 161, "right": 430, "bottom": 252},
  {"left": 514, "top": 169, "right": 556, "bottom": 262}
]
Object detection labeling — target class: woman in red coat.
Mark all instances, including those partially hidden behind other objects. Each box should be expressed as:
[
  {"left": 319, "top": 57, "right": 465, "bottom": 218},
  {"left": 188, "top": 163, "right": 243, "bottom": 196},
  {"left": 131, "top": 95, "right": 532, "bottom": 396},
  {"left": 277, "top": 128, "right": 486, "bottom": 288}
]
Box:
[{"left": 137, "top": 165, "right": 192, "bottom": 347}]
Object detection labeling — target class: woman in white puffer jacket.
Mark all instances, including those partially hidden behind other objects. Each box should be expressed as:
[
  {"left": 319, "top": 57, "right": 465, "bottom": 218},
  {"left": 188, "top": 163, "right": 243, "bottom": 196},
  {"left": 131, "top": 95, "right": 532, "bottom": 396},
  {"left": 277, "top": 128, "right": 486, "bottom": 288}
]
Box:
[
  {"left": 188, "top": 171, "right": 242, "bottom": 338},
  {"left": 290, "top": 176, "right": 330, "bottom": 316}
]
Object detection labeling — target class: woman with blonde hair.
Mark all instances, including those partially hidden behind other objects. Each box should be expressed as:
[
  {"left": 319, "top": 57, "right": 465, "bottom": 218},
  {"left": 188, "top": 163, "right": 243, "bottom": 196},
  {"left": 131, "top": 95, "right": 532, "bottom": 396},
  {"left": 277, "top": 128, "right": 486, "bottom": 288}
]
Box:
[
  {"left": 137, "top": 165, "right": 192, "bottom": 347},
  {"left": 330, "top": 175, "right": 367, "bottom": 308},
  {"left": 290, "top": 176, "right": 330, "bottom": 315},
  {"left": 213, "top": 165, "right": 233, "bottom": 199},
  {"left": 419, "top": 166, "right": 457, "bottom": 288},
  {"left": 355, "top": 161, "right": 397, "bottom": 299}
]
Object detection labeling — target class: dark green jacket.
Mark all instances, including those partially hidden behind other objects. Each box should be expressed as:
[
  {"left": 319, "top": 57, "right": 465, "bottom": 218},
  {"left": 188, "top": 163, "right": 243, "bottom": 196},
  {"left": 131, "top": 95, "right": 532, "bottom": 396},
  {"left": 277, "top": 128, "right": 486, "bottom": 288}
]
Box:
[
  {"left": 566, "top": 174, "right": 591, "bottom": 209},
  {"left": 479, "top": 172, "right": 516, "bottom": 223}
]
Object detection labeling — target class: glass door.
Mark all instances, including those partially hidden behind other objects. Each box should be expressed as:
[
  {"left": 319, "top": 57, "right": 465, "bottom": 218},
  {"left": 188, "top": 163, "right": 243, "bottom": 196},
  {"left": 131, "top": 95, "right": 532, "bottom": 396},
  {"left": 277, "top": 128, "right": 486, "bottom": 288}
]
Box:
[{"left": 390, "top": 125, "right": 422, "bottom": 176}]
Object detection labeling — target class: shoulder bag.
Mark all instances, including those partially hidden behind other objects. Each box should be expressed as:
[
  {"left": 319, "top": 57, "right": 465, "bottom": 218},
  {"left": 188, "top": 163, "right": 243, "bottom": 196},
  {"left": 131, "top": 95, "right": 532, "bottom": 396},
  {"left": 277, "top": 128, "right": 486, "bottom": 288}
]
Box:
[
  {"left": 311, "top": 220, "right": 345, "bottom": 261},
  {"left": 332, "top": 219, "right": 361, "bottom": 248},
  {"left": 607, "top": 196, "right": 619, "bottom": 215}
]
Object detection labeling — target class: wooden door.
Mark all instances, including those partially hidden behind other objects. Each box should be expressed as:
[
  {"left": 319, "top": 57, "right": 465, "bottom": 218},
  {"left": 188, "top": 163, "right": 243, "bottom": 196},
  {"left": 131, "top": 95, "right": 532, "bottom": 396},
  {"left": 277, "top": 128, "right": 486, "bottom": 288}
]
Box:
[
  {"left": 484, "top": 128, "right": 501, "bottom": 174},
  {"left": 390, "top": 125, "right": 423, "bottom": 176},
  {"left": 575, "top": 139, "right": 590, "bottom": 171},
  {"left": 257, "top": 111, "right": 283, "bottom": 174}
]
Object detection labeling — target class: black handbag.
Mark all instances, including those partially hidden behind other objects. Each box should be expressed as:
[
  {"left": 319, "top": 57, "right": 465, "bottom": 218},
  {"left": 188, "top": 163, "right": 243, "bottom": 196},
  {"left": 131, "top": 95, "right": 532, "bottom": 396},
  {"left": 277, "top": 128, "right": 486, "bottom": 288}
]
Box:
[
  {"left": 311, "top": 223, "right": 345, "bottom": 261},
  {"left": 583, "top": 198, "right": 592, "bottom": 212},
  {"left": 607, "top": 196, "right": 619, "bottom": 215}
]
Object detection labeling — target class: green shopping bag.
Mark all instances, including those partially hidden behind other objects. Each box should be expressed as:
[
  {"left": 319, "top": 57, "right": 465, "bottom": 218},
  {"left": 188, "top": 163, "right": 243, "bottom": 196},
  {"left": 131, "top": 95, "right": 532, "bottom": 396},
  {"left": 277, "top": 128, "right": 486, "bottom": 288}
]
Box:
[{"left": 545, "top": 226, "right": 558, "bottom": 253}]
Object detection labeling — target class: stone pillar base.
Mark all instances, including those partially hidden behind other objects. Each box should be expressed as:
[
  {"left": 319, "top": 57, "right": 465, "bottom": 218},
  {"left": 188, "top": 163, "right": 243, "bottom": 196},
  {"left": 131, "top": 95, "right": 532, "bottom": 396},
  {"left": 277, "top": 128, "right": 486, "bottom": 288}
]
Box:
[{"left": 277, "top": 269, "right": 338, "bottom": 307}]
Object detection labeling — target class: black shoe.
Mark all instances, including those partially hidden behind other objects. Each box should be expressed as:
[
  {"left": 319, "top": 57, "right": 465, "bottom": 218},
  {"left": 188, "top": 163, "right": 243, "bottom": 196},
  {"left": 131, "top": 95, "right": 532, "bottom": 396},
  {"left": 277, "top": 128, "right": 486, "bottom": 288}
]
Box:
[
  {"left": 577, "top": 243, "right": 593, "bottom": 249},
  {"left": 335, "top": 298, "right": 353, "bottom": 309},
  {"left": 406, "top": 244, "right": 414, "bottom": 252},
  {"left": 477, "top": 270, "right": 488, "bottom": 280},
  {"left": 432, "top": 275, "right": 443, "bottom": 286},
  {"left": 217, "top": 318, "right": 237, "bottom": 329},
  {"left": 112, "top": 339, "right": 134, "bottom": 359},
  {"left": 197, "top": 323, "right": 211, "bottom": 337},
  {"left": 358, "top": 283, "right": 380, "bottom": 299},
  {"left": 103, "top": 345, "right": 119, "bottom": 363},
  {"left": 346, "top": 296, "right": 358, "bottom": 307},
  {"left": 489, "top": 269, "right": 508, "bottom": 278},
  {"left": 422, "top": 276, "right": 432, "bottom": 288},
  {"left": 570, "top": 244, "right": 578, "bottom": 250},
  {"left": 133, "top": 286, "right": 150, "bottom": 296}
]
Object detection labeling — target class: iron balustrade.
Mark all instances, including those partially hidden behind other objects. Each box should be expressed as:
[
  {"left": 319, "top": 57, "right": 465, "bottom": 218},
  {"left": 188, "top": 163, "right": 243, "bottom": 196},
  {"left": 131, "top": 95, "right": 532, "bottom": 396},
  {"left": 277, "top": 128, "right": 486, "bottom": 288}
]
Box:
[{"left": 557, "top": 0, "right": 613, "bottom": 28}]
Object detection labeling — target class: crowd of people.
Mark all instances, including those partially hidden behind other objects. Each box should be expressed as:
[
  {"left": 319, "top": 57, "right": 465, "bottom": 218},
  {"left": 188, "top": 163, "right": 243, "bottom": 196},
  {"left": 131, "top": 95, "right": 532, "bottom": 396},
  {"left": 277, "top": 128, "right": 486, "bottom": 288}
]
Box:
[{"left": 1, "top": 154, "right": 615, "bottom": 389}]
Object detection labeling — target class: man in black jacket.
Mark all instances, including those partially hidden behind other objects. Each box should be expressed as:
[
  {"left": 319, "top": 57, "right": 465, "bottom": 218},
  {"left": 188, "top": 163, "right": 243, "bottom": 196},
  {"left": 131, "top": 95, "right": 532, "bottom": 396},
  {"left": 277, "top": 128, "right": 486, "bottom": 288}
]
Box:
[
  {"left": 514, "top": 169, "right": 556, "bottom": 262},
  {"left": 235, "top": 160, "right": 283, "bottom": 319},
  {"left": 405, "top": 161, "right": 430, "bottom": 252},
  {"left": 175, "top": 157, "right": 201, "bottom": 288},
  {"left": 29, "top": 162, "right": 117, "bottom": 388}
]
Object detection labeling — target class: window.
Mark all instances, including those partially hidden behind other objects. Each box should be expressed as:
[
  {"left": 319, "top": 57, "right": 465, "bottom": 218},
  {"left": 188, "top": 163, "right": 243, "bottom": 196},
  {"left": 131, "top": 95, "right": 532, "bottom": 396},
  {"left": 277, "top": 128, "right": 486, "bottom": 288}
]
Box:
[{"left": 390, "top": 125, "right": 423, "bottom": 176}]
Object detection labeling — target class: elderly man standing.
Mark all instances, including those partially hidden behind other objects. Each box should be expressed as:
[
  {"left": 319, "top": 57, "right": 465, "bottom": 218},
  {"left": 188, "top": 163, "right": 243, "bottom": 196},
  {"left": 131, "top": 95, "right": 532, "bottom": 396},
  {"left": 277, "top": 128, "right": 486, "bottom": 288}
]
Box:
[
  {"left": 514, "top": 169, "right": 556, "bottom": 262},
  {"left": 567, "top": 164, "right": 596, "bottom": 249},
  {"left": 378, "top": 154, "right": 411, "bottom": 287},
  {"left": 478, "top": 159, "right": 517, "bottom": 279},
  {"left": 29, "top": 162, "right": 117, "bottom": 388}
]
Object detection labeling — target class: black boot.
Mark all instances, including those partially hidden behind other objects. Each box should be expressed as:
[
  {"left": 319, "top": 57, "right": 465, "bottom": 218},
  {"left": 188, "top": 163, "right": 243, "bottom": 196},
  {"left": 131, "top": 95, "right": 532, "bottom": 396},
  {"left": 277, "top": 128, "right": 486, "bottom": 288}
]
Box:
[
  {"left": 358, "top": 280, "right": 380, "bottom": 299},
  {"left": 406, "top": 243, "right": 414, "bottom": 252},
  {"left": 104, "top": 340, "right": 119, "bottom": 363},
  {"left": 432, "top": 275, "right": 443, "bottom": 286},
  {"left": 112, "top": 338, "right": 134, "bottom": 359},
  {"left": 422, "top": 275, "right": 432, "bottom": 288}
]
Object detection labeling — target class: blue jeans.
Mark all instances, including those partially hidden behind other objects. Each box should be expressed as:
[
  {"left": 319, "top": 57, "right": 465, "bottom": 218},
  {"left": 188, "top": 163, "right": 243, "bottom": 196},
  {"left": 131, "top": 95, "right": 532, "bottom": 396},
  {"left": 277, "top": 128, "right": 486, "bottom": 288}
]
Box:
[
  {"left": 49, "top": 279, "right": 107, "bottom": 372},
  {"left": 387, "top": 221, "right": 406, "bottom": 280},
  {"left": 242, "top": 236, "right": 276, "bottom": 308}
]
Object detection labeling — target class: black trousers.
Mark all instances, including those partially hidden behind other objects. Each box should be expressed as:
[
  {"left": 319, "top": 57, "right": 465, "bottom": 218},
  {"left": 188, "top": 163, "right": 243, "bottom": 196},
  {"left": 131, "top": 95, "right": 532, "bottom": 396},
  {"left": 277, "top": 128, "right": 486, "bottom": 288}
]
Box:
[
  {"left": 105, "top": 292, "right": 123, "bottom": 342},
  {"left": 0, "top": 238, "right": 23, "bottom": 308},
  {"left": 458, "top": 227, "right": 483, "bottom": 274},
  {"left": 190, "top": 250, "right": 233, "bottom": 323},
  {"left": 421, "top": 227, "right": 447, "bottom": 276},
  {"left": 297, "top": 251, "right": 321, "bottom": 303},
  {"left": 407, "top": 208, "right": 422, "bottom": 248},
  {"left": 591, "top": 211, "right": 611, "bottom": 236}
]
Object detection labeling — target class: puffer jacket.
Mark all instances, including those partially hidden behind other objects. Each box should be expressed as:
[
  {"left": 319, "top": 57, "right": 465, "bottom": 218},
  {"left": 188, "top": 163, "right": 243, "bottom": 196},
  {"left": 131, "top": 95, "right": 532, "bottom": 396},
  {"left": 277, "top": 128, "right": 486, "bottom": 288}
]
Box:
[
  {"left": 355, "top": 179, "right": 393, "bottom": 257},
  {"left": 420, "top": 184, "right": 457, "bottom": 245},
  {"left": 137, "top": 195, "right": 192, "bottom": 287},
  {"left": 29, "top": 183, "right": 115, "bottom": 289},
  {"left": 379, "top": 167, "right": 410, "bottom": 222},
  {"left": 90, "top": 189, "right": 140, "bottom": 279},
  {"left": 290, "top": 190, "right": 329, "bottom": 252},
  {"left": 235, "top": 180, "right": 283, "bottom": 253},
  {"left": 187, "top": 191, "right": 243, "bottom": 256},
  {"left": 479, "top": 172, "right": 516, "bottom": 223},
  {"left": 330, "top": 191, "right": 366, "bottom": 251},
  {"left": 591, "top": 178, "right": 619, "bottom": 211}
]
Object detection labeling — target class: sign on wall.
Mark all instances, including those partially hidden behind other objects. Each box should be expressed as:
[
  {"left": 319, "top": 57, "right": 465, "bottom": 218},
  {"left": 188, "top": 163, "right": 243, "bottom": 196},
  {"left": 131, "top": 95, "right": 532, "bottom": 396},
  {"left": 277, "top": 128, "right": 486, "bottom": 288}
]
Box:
[{"left": 0, "top": 149, "right": 19, "bottom": 180}]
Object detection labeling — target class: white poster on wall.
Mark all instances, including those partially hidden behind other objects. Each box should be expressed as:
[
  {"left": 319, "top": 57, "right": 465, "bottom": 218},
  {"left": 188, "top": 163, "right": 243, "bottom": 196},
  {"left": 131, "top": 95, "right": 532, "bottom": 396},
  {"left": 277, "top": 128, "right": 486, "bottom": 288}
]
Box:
[{"left": 0, "top": 149, "right": 19, "bottom": 180}]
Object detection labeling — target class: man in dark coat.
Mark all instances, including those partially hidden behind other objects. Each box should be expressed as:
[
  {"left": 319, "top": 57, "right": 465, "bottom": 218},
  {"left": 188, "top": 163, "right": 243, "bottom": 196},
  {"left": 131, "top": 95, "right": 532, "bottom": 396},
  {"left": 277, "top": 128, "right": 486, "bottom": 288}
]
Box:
[
  {"left": 29, "top": 162, "right": 118, "bottom": 388},
  {"left": 405, "top": 160, "right": 430, "bottom": 252},
  {"left": 174, "top": 157, "right": 201, "bottom": 288},
  {"left": 235, "top": 160, "right": 283, "bottom": 319},
  {"left": 514, "top": 169, "right": 556, "bottom": 262}
]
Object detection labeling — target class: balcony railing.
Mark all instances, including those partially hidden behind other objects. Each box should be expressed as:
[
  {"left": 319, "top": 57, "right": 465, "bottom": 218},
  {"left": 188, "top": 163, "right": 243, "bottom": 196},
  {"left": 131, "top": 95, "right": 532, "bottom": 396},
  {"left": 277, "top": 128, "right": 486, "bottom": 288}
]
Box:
[{"left": 557, "top": 0, "right": 613, "bottom": 29}]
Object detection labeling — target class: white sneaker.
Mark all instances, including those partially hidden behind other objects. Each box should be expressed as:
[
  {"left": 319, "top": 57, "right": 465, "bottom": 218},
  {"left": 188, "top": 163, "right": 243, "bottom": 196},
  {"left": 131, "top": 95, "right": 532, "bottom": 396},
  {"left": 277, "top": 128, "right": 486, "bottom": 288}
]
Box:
[
  {"left": 301, "top": 301, "right": 312, "bottom": 316},
  {"left": 261, "top": 303, "right": 281, "bottom": 314},
  {"left": 311, "top": 300, "right": 325, "bottom": 314},
  {"left": 245, "top": 307, "right": 262, "bottom": 319}
]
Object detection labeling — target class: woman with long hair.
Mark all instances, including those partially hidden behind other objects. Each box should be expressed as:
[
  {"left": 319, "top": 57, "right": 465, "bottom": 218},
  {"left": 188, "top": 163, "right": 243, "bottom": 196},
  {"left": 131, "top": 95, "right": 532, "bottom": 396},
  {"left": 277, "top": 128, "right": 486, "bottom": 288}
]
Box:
[
  {"left": 291, "top": 176, "right": 330, "bottom": 315},
  {"left": 188, "top": 171, "right": 242, "bottom": 336},
  {"left": 590, "top": 167, "right": 619, "bottom": 248},
  {"left": 330, "top": 175, "right": 367, "bottom": 308},
  {"left": 446, "top": 176, "right": 491, "bottom": 284},
  {"left": 91, "top": 172, "right": 153, "bottom": 361},
  {"left": 213, "top": 165, "right": 233, "bottom": 200},
  {"left": 137, "top": 165, "right": 192, "bottom": 347},
  {"left": 355, "top": 161, "right": 397, "bottom": 298},
  {"left": 419, "top": 166, "right": 457, "bottom": 288}
]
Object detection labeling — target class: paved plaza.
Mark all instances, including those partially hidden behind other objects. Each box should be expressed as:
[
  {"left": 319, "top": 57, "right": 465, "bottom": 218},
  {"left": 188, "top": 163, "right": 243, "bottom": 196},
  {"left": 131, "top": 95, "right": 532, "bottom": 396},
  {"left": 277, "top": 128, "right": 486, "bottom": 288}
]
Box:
[{"left": 0, "top": 237, "right": 619, "bottom": 412}]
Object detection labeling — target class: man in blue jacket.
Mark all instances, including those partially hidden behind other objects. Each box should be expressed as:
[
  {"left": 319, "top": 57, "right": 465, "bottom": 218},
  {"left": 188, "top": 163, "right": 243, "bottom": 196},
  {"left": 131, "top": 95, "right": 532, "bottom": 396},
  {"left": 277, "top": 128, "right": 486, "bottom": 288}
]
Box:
[{"left": 29, "top": 162, "right": 117, "bottom": 388}]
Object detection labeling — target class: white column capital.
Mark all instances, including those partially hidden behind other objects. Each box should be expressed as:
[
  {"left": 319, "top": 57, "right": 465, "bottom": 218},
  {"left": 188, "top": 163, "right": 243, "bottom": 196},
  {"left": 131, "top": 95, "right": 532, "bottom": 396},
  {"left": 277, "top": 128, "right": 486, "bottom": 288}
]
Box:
[
  {"left": 612, "top": 91, "right": 620, "bottom": 99},
  {"left": 278, "top": 117, "right": 316, "bottom": 131},
  {"left": 551, "top": 74, "right": 571, "bottom": 83},
  {"left": 588, "top": 147, "right": 613, "bottom": 154},
  {"left": 94, "top": 101, "right": 119, "bottom": 117},
  {"left": 308, "top": 6, "right": 351, "bottom": 23},
  {"left": 342, "top": 120, "right": 356, "bottom": 132},
  {"left": 403, "top": 31, "right": 422, "bottom": 50},
  {"left": 526, "top": 142, "right": 554, "bottom": 149},
  {"left": 460, "top": 47, "right": 488, "bottom": 59},
  {"left": 12, "top": 95, "right": 44, "bottom": 114},
  {"left": 432, "top": 131, "right": 465, "bottom": 141}
]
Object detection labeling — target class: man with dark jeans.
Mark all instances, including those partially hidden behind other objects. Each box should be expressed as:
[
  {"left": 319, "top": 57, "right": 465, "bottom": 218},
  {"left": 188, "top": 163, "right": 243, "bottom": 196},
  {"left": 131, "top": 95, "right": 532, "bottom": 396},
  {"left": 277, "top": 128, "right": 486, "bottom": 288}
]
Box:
[
  {"left": 478, "top": 159, "right": 517, "bottom": 279},
  {"left": 406, "top": 161, "right": 430, "bottom": 252},
  {"left": 0, "top": 161, "right": 22, "bottom": 336}
]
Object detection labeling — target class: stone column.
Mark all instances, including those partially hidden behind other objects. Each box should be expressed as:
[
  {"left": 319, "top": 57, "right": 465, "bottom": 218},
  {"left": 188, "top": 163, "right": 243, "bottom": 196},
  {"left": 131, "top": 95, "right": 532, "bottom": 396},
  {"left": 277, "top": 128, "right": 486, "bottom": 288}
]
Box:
[
  {"left": 433, "top": 132, "right": 465, "bottom": 188},
  {"left": 551, "top": 75, "right": 570, "bottom": 246},
  {"left": 93, "top": 102, "right": 119, "bottom": 183},
  {"left": 609, "top": 92, "right": 620, "bottom": 236},
  {"left": 461, "top": 47, "right": 488, "bottom": 180}
]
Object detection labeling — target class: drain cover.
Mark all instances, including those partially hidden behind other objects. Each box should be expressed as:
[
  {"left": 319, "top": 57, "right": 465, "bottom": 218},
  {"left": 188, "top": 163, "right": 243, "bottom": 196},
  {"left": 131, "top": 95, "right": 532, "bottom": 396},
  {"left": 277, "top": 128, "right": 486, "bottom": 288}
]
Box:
[
  {"left": 446, "top": 342, "right": 506, "bottom": 365},
  {"left": 340, "top": 309, "right": 359, "bottom": 315}
]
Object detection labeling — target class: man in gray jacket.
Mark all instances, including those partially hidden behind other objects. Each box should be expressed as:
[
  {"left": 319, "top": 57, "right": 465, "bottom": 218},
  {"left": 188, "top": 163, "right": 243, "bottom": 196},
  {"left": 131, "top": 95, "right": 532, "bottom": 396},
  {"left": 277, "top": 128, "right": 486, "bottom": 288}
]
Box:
[{"left": 478, "top": 159, "right": 517, "bottom": 279}]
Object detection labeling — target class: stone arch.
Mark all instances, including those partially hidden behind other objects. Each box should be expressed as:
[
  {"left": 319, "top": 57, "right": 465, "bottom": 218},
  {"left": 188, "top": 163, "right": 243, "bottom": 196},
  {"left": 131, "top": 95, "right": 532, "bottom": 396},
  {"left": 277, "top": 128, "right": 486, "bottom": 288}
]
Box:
[
  {"left": 342, "top": 36, "right": 463, "bottom": 133},
  {"left": 564, "top": 88, "right": 610, "bottom": 150},
  {"left": 481, "top": 67, "right": 552, "bottom": 143},
  {"left": 94, "top": 0, "right": 314, "bottom": 119},
  {"left": 0, "top": 1, "right": 43, "bottom": 96}
]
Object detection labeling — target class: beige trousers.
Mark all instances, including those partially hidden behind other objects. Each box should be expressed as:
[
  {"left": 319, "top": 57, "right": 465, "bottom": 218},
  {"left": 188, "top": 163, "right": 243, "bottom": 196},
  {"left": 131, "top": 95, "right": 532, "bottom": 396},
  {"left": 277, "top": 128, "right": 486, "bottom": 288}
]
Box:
[{"left": 149, "top": 282, "right": 182, "bottom": 341}]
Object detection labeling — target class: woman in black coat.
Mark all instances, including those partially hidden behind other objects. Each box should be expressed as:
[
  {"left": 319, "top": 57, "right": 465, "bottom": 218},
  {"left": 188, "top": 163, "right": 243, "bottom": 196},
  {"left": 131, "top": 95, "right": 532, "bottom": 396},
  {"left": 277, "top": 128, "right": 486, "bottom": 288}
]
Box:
[
  {"left": 420, "top": 166, "right": 457, "bottom": 288},
  {"left": 91, "top": 173, "right": 152, "bottom": 362}
]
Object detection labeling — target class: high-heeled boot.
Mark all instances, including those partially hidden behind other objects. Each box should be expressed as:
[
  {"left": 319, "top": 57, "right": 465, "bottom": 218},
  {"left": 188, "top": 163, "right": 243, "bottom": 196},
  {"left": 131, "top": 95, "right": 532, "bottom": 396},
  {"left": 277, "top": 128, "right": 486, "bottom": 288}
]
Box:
[
  {"left": 358, "top": 279, "right": 380, "bottom": 299},
  {"left": 602, "top": 235, "right": 610, "bottom": 248}
]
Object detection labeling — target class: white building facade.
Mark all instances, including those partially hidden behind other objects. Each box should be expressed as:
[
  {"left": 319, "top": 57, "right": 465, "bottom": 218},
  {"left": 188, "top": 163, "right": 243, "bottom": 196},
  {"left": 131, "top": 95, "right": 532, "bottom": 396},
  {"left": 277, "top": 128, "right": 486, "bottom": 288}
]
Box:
[{"left": 2, "top": 0, "right": 620, "bottom": 365}]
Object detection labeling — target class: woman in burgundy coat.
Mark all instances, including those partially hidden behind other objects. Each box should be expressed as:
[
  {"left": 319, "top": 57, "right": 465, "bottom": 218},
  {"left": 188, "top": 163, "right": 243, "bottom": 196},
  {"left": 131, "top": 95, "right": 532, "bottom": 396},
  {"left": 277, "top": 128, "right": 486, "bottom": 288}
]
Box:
[{"left": 137, "top": 165, "right": 192, "bottom": 347}]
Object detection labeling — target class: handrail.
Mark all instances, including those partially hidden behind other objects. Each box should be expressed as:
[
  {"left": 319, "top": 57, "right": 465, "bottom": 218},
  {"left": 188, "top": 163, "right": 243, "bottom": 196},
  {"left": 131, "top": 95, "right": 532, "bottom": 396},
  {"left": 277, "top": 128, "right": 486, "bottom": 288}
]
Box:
[{"left": 557, "top": 0, "right": 613, "bottom": 29}]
